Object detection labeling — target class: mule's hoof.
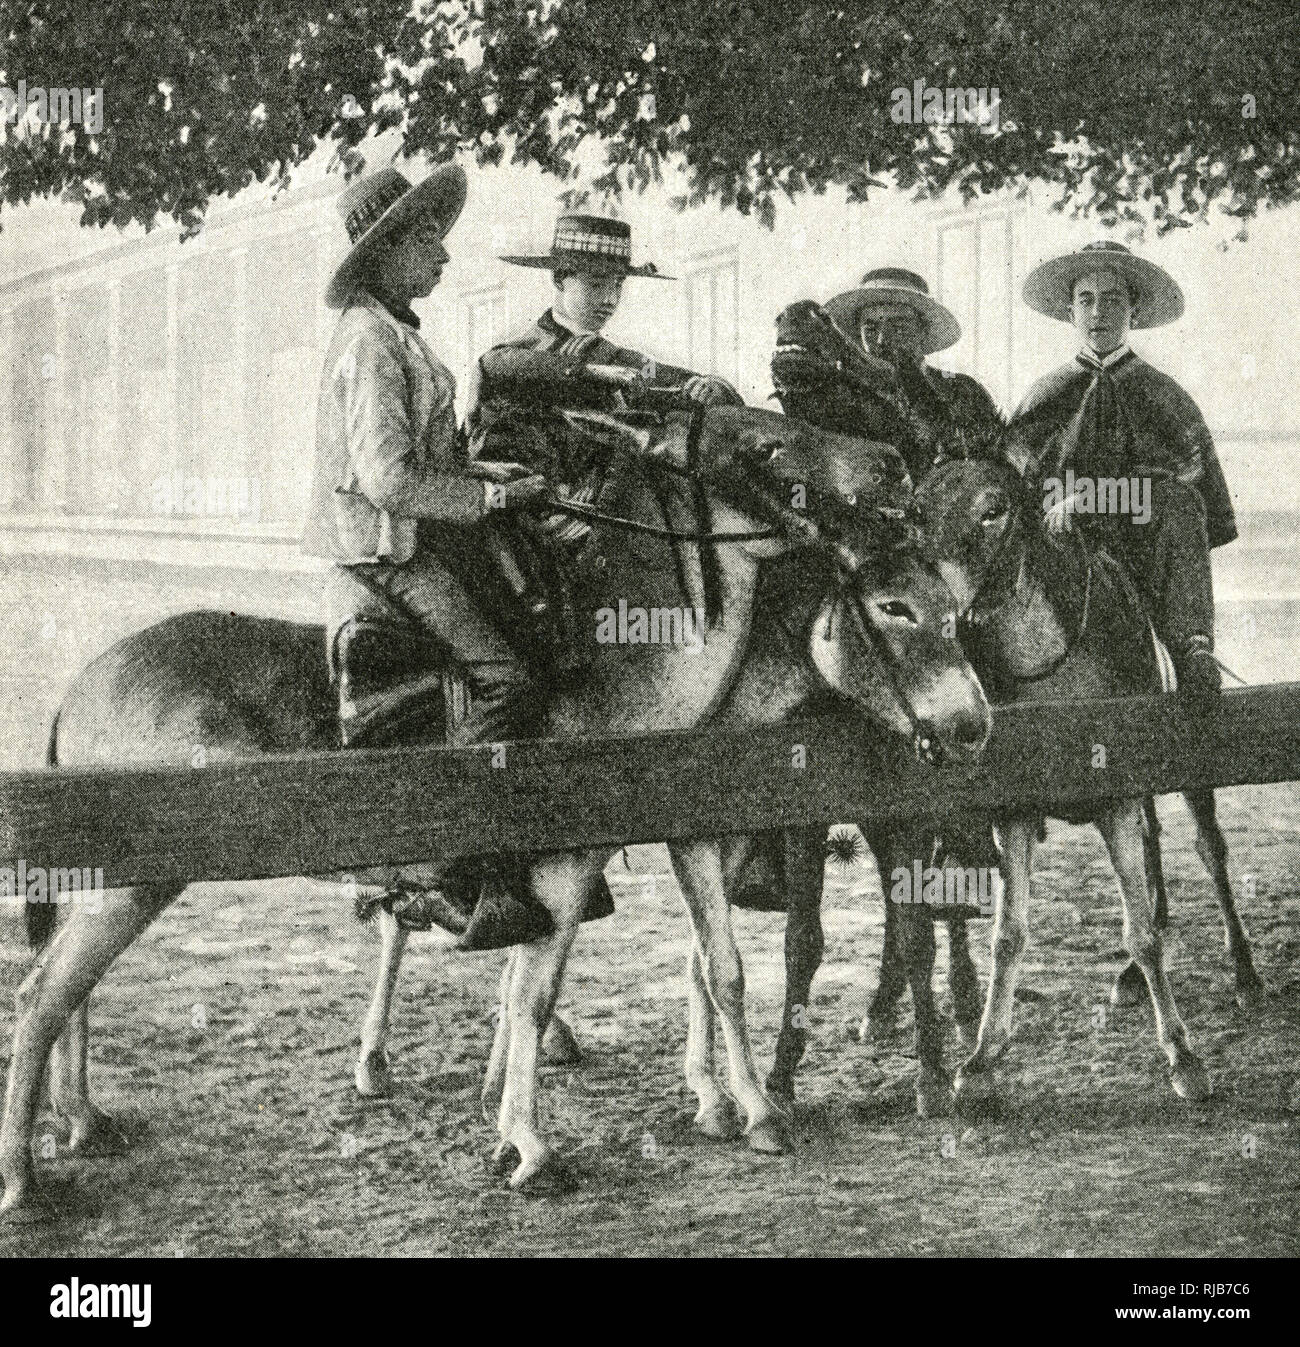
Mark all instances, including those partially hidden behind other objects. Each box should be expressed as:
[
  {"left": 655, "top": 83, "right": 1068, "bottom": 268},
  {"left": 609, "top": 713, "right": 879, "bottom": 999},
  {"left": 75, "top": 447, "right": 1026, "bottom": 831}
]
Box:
[
  {"left": 510, "top": 1150, "right": 578, "bottom": 1195},
  {"left": 541, "top": 1018, "right": 583, "bottom": 1067},
  {"left": 1235, "top": 974, "right": 1267, "bottom": 1013},
  {"left": 953, "top": 1067, "right": 1002, "bottom": 1118},
  {"left": 1171, "top": 1054, "right": 1212, "bottom": 1103},
  {"left": 860, "top": 1015, "right": 900, "bottom": 1045},
  {"left": 916, "top": 1073, "right": 953, "bottom": 1119},
  {"left": 746, "top": 1114, "right": 793, "bottom": 1155},
  {"left": 694, "top": 1099, "right": 743, "bottom": 1141},
  {"left": 0, "top": 1184, "right": 54, "bottom": 1225},
  {"left": 488, "top": 1140, "right": 520, "bottom": 1178},
  {"left": 1110, "top": 963, "right": 1147, "bottom": 1007},
  {"left": 67, "top": 1109, "right": 129, "bottom": 1157},
  {"left": 354, "top": 1049, "right": 395, "bottom": 1099}
]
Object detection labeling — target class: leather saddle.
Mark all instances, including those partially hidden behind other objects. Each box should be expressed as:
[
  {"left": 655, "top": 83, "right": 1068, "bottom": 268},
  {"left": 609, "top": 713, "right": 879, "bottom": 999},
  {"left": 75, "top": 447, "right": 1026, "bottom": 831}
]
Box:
[{"left": 333, "top": 616, "right": 460, "bottom": 749}]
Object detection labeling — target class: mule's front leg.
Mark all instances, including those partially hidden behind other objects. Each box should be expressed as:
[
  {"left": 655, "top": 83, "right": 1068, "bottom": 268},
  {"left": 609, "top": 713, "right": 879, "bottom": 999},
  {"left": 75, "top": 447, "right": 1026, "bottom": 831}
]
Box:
[
  {"left": 898, "top": 908, "right": 949, "bottom": 1118},
  {"left": 50, "top": 1001, "right": 128, "bottom": 1155},
  {"left": 767, "top": 826, "right": 826, "bottom": 1103},
  {"left": 495, "top": 853, "right": 596, "bottom": 1190},
  {"left": 2, "top": 887, "right": 175, "bottom": 1222},
  {"left": 356, "top": 909, "right": 408, "bottom": 1097},
  {"left": 1099, "top": 801, "right": 1211, "bottom": 1101},
  {"left": 1185, "top": 788, "right": 1266, "bottom": 1010},
  {"left": 947, "top": 919, "right": 984, "bottom": 1049},
  {"left": 954, "top": 821, "right": 1029, "bottom": 1112},
  {"left": 684, "top": 943, "right": 741, "bottom": 1139},
  {"left": 669, "top": 840, "right": 791, "bottom": 1156}
]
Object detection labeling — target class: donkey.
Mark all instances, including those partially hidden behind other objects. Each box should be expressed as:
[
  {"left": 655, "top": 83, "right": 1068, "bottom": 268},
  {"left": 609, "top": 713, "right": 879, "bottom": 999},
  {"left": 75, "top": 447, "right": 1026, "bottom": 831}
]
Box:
[
  {"left": 0, "top": 403, "right": 990, "bottom": 1218},
  {"left": 912, "top": 449, "right": 1265, "bottom": 1111}
]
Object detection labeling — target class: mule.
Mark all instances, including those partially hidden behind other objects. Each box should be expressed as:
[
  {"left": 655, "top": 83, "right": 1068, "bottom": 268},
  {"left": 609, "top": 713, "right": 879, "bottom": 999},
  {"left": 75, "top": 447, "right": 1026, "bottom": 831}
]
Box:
[
  {"left": 723, "top": 299, "right": 1001, "bottom": 1116},
  {"left": 912, "top": 450, "right": 1264, "bottom": 1112},
  {"left": 0, "top": 403, "right": 989, "bottom": 1218}
]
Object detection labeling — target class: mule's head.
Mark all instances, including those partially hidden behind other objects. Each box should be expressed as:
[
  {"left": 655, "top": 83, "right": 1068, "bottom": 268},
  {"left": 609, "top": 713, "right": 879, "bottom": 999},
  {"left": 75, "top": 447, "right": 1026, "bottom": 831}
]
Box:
[
  {"left": 556, "top": 405, "right": 990, "bottom": 761},
  {"left": 562, "top": 402, "right": 912, "bottom": 542},
  {"left": 650, "top": 405, "right": 990, "bottom": 761},
  {"left": 808, "top": 535, "right": 991, "bottom": 763},
  {"left": 912, "top": 453, "right": 1030, "bottom": 617},
  {"left": 687, "top": 402, "right": 911, "bottom": 519},
  {"left": 771, "top": 300, "right": 901, "bottom": 403}
]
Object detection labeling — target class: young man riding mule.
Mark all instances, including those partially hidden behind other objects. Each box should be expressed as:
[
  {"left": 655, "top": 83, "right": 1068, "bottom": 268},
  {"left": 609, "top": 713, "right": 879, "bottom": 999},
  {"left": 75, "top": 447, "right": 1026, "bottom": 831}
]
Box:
[
  {"left": 825, "top": 267, "right": 1002, "bottom": 478},
  {"left": 1004, "top": 240, "right": 1236, "bottom": 703},
  {"left": 302, "top": 165, "right": 567, "bottom": 947},
  {"left": 304, "top": 182, "right": 752, "bottom": 948}
]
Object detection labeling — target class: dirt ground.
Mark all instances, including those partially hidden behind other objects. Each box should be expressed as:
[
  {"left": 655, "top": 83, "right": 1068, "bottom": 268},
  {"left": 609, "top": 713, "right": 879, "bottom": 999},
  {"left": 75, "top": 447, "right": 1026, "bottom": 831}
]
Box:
[{"left": 1, "top": 779, "right": 1297, "bottom": 1258}]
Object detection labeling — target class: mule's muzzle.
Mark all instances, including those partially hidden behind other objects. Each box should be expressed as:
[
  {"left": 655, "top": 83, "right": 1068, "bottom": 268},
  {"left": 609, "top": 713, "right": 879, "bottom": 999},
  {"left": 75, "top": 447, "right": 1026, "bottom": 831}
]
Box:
[{"left": 914, "top": 704, "right": 990, "bottom": 767}]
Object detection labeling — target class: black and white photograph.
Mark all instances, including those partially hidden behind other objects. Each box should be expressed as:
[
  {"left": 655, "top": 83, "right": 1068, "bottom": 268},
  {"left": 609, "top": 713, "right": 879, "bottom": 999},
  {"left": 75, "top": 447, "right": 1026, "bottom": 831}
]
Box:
[{"left": 0, "top": 0, "right": 1295, "bottom": 1310}]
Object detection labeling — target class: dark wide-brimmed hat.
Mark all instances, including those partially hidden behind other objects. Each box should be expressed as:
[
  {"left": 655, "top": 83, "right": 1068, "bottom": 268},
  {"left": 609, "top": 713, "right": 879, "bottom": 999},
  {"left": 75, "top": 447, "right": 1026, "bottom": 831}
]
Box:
[
  {"left": 325, "top": 163, "right": 468, "bottom": 309},
  {"left": 1022, "top": 240, "right": 1184, "bottom": 328},
  {"left": 823, "top": 268, "right": 961, "bottom": 355},
  {"left": 500, "top": 214, "right": 672, "bottom": 280}
]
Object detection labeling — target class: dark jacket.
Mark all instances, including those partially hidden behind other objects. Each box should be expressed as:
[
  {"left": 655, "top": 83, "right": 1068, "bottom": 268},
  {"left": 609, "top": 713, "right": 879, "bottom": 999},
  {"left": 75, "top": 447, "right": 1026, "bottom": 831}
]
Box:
[
  {"left": 467, "top": 308, "right": 738, "bottom": 446},
  {"left": 1004, "top": 350, "right": 1237, "bottom": 548}
]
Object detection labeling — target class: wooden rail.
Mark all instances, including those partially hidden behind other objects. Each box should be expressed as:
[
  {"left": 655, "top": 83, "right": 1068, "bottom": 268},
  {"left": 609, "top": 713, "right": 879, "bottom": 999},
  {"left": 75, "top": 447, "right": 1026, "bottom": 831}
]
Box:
[{"left": 1, "top": 683, "right": 1298, "bottom": 890}]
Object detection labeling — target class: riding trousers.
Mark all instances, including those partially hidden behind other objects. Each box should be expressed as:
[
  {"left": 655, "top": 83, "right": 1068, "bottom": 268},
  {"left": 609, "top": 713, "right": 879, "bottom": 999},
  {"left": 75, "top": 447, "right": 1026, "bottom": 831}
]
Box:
[
  {"left": 1086, "top": 476, "right": 1216, "bottom": 650},
  {"left": 343, "top": 551, "right": 533, "bottom": 748}
]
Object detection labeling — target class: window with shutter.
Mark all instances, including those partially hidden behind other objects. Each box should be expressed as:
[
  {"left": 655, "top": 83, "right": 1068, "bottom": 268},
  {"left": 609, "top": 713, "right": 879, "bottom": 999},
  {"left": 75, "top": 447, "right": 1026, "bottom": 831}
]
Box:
[
  {"left": 685, "top": 252, "right": 740, "bottom": 390},
  {"left": 934, "top": 210, "right": 1016, "bottom": 412}
]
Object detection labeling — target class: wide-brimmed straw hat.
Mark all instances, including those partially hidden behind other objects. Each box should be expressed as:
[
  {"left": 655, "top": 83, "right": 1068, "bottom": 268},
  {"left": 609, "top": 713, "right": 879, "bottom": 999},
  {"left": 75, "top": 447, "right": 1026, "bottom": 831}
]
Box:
[
  {"left": 500, "top": 214, "right": 672, "bottom": 280},
  {"left": 823, "top": 267, "right": 961, "bottom": 355},
  {"left": 325, "top": 163, "right": 467, "bottom": 309},
  {"left": 1022, "top": 240, "right": 1184, "bottom": 328}
]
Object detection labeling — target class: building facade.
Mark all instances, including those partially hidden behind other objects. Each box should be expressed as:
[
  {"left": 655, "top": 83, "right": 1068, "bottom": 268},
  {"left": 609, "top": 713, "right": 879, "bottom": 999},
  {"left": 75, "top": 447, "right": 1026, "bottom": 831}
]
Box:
[{"left": 3, "top": 154, "right": 1296, "bottom": 576}]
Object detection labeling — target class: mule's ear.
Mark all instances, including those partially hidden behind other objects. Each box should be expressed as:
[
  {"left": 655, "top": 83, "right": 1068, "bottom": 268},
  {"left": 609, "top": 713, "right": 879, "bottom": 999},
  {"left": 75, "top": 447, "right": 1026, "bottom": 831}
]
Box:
[{"left": 556, "top": 410, "right": 653, "bottom": 456}]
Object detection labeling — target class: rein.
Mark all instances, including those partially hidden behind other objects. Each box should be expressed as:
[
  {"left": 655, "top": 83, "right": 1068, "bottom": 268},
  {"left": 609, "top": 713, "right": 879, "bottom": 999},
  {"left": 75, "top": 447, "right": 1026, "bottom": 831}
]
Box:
[
  {"left": 836, "top": 581, "right": 941, "bottom": 759},
  {"left": 543, "top": 498, "right": 778, "bottom": 544},
  {"left": 541, "top": 403, "right": 780, "bottom": 546}
]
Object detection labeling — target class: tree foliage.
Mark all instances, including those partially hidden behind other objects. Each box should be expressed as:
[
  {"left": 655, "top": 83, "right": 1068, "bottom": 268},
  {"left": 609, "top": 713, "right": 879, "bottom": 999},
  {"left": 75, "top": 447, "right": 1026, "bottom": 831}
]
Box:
[{"left": 1, "top": 0, "right": 1295, "bottom": 237}]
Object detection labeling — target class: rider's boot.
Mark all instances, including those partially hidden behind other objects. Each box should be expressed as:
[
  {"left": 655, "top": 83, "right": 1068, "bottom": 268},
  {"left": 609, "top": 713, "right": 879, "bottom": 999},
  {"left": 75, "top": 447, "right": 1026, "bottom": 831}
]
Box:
[{"left": 1172, "top": 634, "right": 1222, "bottom": 708}]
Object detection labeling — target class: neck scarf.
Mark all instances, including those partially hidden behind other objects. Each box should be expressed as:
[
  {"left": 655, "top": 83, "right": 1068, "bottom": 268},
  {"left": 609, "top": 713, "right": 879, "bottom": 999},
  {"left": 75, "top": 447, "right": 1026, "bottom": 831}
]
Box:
[{"left": 1055, "top": 347, "right": 1137, "bottom": 485}]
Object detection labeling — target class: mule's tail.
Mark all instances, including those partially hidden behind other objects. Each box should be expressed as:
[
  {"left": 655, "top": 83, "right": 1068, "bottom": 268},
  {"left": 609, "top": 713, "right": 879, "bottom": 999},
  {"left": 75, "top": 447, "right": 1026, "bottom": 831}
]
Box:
[
  {"left": 24, "top": 711, "right": 61, "bottom": 950},
  {"left": 1142, "top": 794, "right": 1169, "bottom": 932}
]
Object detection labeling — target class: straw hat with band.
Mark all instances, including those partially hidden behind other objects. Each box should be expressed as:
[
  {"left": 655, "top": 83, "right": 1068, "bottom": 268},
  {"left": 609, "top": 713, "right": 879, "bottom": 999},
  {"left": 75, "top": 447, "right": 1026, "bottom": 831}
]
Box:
[
  {"left": 500, "top": 214, "right": 673, "bottom": 280},
  {"left": 823, "top": 268, "right": 961, "bottom": 356},
  {"left": 325, "top": 163, "right": 467, "bottom": 309},
  {"left": 1022, "top": 240, "right": 1184, "bottom": 329}
]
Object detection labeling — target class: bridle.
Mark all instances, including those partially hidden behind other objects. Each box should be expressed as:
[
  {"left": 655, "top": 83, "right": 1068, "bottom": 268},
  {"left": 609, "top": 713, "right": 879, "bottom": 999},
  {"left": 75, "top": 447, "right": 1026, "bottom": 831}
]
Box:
[
  {"left": 548, "top": 401, "right": 945, "bottom": 756},
  {"left": 953, "top": 476, "right": 1094, "bottom": 684}
]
